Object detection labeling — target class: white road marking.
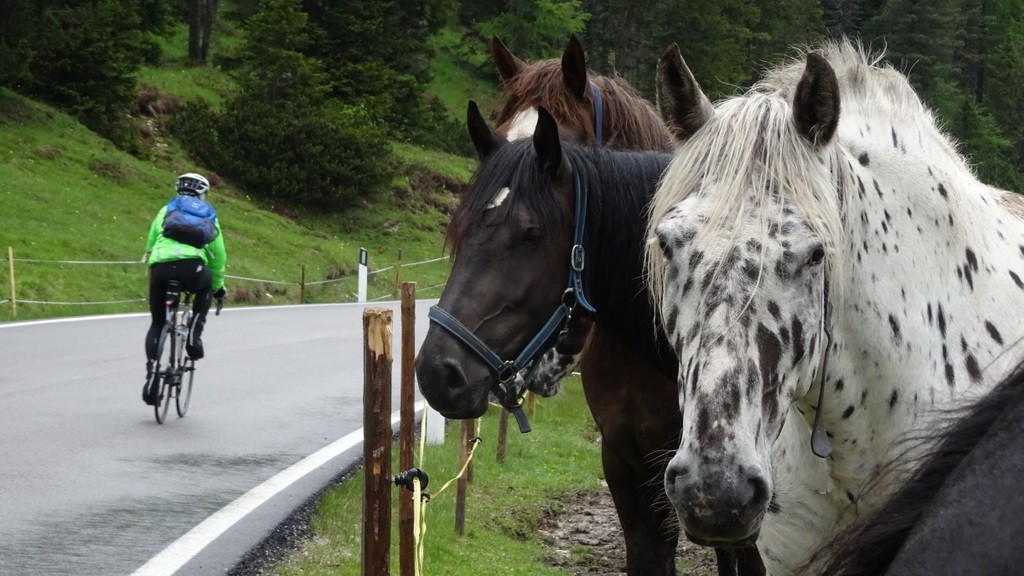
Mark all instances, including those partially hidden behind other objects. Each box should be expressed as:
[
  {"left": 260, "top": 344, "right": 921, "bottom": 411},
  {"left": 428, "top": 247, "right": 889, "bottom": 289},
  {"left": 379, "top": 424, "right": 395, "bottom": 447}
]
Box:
[{"left": 130, "top": 404, "right": 422, "bottom": 576}]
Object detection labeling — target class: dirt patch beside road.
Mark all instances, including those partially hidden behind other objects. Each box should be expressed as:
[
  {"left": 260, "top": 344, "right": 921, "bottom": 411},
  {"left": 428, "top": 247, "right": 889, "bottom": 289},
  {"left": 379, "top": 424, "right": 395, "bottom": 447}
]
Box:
[{"left": 538, "top": 489, "right": 718, "bottom": 575}]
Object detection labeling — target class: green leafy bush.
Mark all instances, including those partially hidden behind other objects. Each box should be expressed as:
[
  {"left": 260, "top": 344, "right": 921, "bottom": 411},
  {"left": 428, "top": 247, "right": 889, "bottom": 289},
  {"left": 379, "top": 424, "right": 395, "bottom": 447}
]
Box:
[{"left": 216, "top": 97, "right": 396, "bottom": 209}]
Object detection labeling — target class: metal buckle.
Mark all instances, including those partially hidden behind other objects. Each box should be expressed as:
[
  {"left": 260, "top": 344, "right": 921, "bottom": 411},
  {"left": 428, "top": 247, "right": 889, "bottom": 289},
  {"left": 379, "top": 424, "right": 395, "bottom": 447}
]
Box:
[
  {"left": 571, "top": 244, "right": 585, "bottom": 272},
  {"left": 497, "top": 360, "right": 518, "bottom": 384}
]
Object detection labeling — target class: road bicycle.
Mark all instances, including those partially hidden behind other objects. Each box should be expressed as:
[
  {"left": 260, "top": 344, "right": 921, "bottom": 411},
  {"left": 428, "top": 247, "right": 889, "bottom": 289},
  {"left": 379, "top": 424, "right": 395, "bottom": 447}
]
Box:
[{"left": 151, "top": 281, "right": 222, "bottom": 424}]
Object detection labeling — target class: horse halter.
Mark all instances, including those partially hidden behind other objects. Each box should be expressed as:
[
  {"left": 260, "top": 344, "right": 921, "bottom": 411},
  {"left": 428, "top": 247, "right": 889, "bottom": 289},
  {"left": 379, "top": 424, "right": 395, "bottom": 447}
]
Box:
[
  {"left": 428, "top": 169, "right": 596, "bottom": 433},
  {"left": 810, "top": 277, "right": 833, "bottom": 458},
  {"left": 588, "top": 80, "right": 604, "bottom": 149}
]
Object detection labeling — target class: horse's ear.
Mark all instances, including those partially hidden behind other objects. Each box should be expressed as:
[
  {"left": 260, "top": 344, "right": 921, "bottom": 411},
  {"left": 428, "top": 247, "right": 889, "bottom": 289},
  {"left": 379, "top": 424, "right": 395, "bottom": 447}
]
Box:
[
  {"left": 793, "top": 52, "right": 841, "bottom": 147},
  {"left": 492, "top": 35, "right": 524, "bottom": 84},
  {"left": 561, "top": 35, "right": 589, "bottom": 100},
  {"left": 656, "top": 43, "right": 714, "bottom": 142},
  {"left": 467, "top": 100, "right": 502, "bottom": 160},
  {"left": 534, "top": 107, "right": 563, "bottom": 177}
]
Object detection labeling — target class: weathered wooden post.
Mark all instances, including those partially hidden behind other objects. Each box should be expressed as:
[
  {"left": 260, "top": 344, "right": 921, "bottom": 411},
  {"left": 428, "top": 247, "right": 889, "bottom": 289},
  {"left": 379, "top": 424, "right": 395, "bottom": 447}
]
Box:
[
  {"left": 496, "top": 409, "right": 509, "bottom": 462},
  {"left": 393, "top": 249, "right": 403, "bottom": 298},
  {"left": 362, "top": 307, "right": 392, "bottom": 576},
  {"left": 399, "top": 282, "right": 417, "bottom": 576},
  {"left": 454, "top": 418, "right": 475, "bottom": 535},
  {"left": 299, "top": 264, "right": 306, "bottom": 304}
]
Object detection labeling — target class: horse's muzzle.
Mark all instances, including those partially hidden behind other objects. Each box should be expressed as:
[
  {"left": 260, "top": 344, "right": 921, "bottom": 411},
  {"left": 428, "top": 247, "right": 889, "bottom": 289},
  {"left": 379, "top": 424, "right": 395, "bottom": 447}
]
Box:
[
  {"left": 664, "top": 456, "right": 770, "bottom": 546},
  {"left": 414, "top": 346, "right": 491, "bottom": 419}
]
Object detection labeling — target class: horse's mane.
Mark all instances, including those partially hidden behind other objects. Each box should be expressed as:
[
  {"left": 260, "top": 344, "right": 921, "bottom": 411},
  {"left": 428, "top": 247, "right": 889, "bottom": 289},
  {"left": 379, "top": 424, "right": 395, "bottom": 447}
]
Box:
[
  {"left": 762, "top": 39, "right": 973, "bottom": 172},
  {"left": 799, "top": 361, "right": 1024, "bottom": 575},
  {"left": 645, "top": 72, "right": 846, "bottom": 316},
  {"left": 493, "top": 59, "right": 673, "bottom": 151},
  {"left": 644, "top": 38, "right": 983, "bottom": 319},
  {"left": 449, "top": 138, "right": 669, "bottom": 258}
]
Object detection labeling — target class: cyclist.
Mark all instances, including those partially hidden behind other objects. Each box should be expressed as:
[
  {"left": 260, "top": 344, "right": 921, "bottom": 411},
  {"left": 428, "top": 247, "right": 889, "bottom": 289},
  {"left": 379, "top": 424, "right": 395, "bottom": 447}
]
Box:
[{"left": 142, "top": 172, "right": 227, "bottom": 406}]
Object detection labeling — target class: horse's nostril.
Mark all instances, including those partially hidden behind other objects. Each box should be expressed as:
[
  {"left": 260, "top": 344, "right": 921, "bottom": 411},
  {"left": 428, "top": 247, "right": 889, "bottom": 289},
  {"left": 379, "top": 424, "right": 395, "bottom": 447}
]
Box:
[
  {"left": 747, "top": 474, "right": 770, "bottom": 510},
  {"left": 441, "top": 359, "right": 469, "bottom": 391}
]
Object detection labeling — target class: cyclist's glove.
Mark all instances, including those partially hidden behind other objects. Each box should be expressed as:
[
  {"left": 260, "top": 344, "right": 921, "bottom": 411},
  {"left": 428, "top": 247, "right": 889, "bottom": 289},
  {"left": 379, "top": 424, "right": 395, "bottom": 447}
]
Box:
[{"left": 214, "top": 287, "right": 227, "bottom": 300}]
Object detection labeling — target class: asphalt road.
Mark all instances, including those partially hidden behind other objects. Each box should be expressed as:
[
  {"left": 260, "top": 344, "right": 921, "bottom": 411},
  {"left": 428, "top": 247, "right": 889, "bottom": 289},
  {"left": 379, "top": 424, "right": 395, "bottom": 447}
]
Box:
[{"left": 0, "top": 300, "right": 436, "bottom": 576}]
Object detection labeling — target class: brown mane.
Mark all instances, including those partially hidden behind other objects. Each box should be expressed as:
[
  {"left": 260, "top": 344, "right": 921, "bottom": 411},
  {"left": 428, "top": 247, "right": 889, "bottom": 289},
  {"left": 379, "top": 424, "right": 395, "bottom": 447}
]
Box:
[{"left": 493, "top": 59, "right": 673, "bottom": 152}]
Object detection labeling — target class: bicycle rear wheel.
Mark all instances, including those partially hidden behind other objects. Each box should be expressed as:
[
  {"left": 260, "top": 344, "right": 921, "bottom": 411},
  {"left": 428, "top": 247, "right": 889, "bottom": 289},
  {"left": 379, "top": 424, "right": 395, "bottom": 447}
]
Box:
[
  {"left": 153, "top": 327, "right": 174, "bottom": 424},
  {"left": 176, "top": 358, "right": 194, "bottom": 417}
]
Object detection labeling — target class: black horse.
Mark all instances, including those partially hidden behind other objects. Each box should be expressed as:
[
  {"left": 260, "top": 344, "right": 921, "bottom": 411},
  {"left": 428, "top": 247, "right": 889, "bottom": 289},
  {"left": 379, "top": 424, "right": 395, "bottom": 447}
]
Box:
[
  {"left": 415, "top": 102, "right": 763, "bottom": 576},
  {"left": 801, "top": 362, "right": 1024, "bottom": 575}
]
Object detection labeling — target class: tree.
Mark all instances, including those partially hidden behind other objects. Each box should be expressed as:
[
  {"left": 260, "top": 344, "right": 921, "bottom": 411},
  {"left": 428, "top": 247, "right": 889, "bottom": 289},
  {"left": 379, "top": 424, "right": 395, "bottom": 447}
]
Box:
[
  {"left": 213, "top": 0, "right": 396, "bottom": 208},
  {"left": 984, "top": 0, "right": 1024, "bottom": 179},
  {"left": 824, "top": 0, "right": 865, "bottom": 37},
  {"left": 477, "top": 0, "right": 589, "bottom": 60},
  {"left": 186, "top": 0, "right": 219, "bottom": 65},
  {"left": 26, "top": 1, "right": 149, "bottom": 148}
]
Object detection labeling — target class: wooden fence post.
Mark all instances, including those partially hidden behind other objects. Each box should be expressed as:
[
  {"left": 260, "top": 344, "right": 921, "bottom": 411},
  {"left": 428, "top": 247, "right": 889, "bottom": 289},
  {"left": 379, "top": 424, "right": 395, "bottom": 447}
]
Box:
[
  {"left": 496, "top": 409, "right": 509, "bottom": 462},
  {"left": 454, "top": 418, "right": 475, "bottom": 535},
  {"left": 393, "top": 249, "right": 403, "bottom": 298},
  {"left": 398, "top": 282, "right": 417, "bottom": 576},
  {"left": 7, "top": 246, "right": 15, "bottom": 318},
  {"left": 300, "top": 264, "right": 306, "bottom": 304},
  {"left": 362, "top": 308, "right": 393, "bottom": 576}
]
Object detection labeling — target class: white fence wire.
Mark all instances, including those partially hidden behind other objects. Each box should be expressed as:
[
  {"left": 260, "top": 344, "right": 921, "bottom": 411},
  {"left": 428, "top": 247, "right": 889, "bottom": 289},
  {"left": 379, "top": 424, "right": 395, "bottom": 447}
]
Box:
[{"left": 1, "top": 252, "right": 449, "bottom": 309}]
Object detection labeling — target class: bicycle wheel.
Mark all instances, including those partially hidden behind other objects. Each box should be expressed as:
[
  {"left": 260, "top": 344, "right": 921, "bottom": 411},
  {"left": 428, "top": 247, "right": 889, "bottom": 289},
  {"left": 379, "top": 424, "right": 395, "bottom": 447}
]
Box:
[
  {"left": 176, "top": 358, "right": 194, "bottom": 417},
  {"left": 153, "top": 326, "right": 174, "bottom": 424}
]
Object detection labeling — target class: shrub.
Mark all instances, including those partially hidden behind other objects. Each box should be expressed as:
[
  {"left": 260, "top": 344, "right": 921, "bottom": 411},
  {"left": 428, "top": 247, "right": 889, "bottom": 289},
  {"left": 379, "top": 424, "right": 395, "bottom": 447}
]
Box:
[{"left": 216, "top": 97, "right": 396, "bottom": 210}]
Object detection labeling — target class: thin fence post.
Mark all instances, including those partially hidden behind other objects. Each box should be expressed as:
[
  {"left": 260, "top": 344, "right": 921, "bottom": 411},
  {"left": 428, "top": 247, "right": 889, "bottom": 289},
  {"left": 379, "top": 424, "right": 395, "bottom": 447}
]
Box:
[
  {"left": 362, "top": 308, "right": 393, "bottom": 576},
  {"left": 496, "top": 409, "right": 509, "bottom": 462},
  {"left": 300, "top": 264, "right": 306, "bottom": 304},
  {"left": 393, "top": 249, "right": 403, "bottom": 298},
  {"left": 398, "top": 282, "right": 417, "bottom": 576},
  {"left": 8, "top": 246, "right": 15, "bottom": 318},
  {"left": 454, "top": 418, "right": 474, "bottom": 535}
]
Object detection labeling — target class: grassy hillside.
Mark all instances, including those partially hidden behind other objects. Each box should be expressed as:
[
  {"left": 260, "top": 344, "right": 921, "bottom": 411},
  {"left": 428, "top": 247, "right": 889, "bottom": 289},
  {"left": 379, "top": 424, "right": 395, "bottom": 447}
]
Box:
[
  {"left": 0, "top": 14, "right": 501, "bottom": 323},
  {"left": 0, "top": 88, "right": 469, "bottom": 322}
]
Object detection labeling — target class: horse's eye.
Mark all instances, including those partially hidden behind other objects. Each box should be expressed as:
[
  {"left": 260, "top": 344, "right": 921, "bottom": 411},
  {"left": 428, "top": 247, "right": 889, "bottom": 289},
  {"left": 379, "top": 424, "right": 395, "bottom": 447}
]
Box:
[
  {"left": 807, "top": 246, "right": 826, "bottom": 266},
  {"left": 523, "top": 226, "right": 542, "bottom": 243}
]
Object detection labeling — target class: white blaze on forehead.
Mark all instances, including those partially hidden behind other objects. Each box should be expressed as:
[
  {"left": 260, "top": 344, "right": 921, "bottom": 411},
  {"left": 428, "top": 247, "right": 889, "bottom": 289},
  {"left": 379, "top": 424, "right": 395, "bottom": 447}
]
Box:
[
  {"left": 505, "top": 108, "right": 539, "bottom": 141},
  {"left": 487, "top": 187, "right": 511, "bottom": 209}
]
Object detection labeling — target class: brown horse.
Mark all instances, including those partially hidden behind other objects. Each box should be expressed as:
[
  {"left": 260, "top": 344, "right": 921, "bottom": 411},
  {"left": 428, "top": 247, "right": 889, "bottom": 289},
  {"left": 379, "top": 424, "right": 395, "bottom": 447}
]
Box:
[{"left": 416, "top": 38, "right": 761, "bottom": 576}]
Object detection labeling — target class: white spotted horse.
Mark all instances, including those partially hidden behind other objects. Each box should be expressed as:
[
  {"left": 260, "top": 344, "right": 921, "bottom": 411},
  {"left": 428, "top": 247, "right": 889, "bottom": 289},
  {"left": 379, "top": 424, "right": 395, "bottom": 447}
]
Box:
[
  {"left": 645, "top": 40, "right": 1024, "bottom": 574},
  {"left": 415, "top": 101, "right": 762, "bottom": 575},
  {"left": 489, "top": 33, "right": 672, "bottom": 398},
  {"left": 800, "top": 360, "right": 1024, "bottom": 575}
]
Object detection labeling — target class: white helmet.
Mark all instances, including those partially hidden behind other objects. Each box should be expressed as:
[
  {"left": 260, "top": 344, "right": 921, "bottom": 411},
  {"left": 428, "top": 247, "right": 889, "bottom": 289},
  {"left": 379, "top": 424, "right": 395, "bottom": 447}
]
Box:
[{"left": 175, "top": 173, "right": 210, "bottom": 199}]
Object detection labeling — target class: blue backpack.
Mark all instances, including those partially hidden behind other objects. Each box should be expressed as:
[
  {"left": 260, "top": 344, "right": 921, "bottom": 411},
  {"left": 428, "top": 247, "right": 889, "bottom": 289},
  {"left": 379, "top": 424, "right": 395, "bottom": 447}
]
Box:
[{"left": 162, "top": 195, "right": 218, "bottom": 248}]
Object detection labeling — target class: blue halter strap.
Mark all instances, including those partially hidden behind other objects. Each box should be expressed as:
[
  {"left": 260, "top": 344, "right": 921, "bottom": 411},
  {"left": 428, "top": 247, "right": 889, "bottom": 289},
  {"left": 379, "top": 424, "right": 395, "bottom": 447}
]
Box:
[
  {"left": 588, "top": 80, "right": 604, "bottom": 149},
  {"left": 428, "top": 169, "right": 596, "bottom": 433}
]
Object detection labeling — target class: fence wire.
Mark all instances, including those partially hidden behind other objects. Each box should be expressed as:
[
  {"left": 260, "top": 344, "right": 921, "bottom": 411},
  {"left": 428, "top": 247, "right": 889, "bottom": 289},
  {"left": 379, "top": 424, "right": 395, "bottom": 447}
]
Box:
[{"left": 3, "top": 253, "right": 449, "bottom": 307}]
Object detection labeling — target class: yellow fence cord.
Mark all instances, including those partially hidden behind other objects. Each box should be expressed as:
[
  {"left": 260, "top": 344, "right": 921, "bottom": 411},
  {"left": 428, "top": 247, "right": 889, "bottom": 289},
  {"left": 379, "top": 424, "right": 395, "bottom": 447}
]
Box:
[{"left": 410, "top": 411, "right": 481, "bottom": 576}]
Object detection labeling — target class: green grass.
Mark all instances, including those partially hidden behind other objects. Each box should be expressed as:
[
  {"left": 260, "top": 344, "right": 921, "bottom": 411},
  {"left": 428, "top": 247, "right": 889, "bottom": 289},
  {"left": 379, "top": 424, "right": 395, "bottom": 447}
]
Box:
[
  {"left": 138, "top": 23, "right": 240, "bottom": 108},
  {"left": 427, "top": 27, "right": 502, "bottom": 121},
  {"left": 0, "top": 89, "right": 467, "bottom": 321},
  {"left": 266, "top": 376, "right": 606, "bottom": 576}
]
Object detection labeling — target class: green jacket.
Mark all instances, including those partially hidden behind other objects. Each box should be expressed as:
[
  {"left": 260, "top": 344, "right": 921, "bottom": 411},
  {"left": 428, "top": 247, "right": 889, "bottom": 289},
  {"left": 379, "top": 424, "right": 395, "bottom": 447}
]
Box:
[{"left": 145, "top": 204, "right": 227, "bottom": 291}]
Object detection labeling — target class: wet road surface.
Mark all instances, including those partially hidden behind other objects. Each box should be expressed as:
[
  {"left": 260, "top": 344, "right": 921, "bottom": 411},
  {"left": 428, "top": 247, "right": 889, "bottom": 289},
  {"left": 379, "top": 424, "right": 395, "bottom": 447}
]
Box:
[{"left": 0, "top": 301, "right": 433, "bottom": 575}]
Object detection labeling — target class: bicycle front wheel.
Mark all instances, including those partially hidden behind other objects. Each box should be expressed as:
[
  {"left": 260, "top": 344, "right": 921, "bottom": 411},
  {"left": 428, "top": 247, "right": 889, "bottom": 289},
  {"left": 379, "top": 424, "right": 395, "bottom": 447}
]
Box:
[{"left": 176, "top": 358, "right": 194, "bottom": 417}]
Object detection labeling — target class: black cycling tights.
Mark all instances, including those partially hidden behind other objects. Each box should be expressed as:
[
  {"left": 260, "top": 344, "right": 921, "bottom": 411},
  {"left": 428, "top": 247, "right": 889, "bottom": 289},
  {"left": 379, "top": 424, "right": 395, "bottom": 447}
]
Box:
[{"left": 145, "top": 259, "right": 213, "bottom": 361}]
